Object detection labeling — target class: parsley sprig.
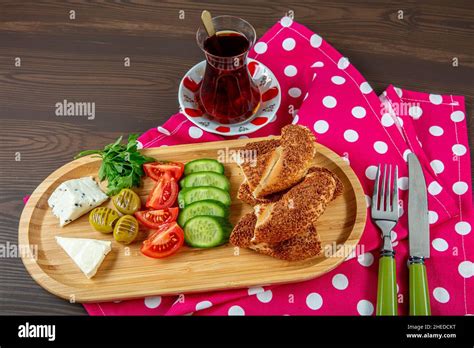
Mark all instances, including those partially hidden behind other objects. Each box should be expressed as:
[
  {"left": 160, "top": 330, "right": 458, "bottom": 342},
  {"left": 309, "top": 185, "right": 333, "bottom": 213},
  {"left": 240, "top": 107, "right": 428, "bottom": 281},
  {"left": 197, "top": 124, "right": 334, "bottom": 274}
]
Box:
[{"left": 75, "top": 134, "right": 155, "bottom": 196}]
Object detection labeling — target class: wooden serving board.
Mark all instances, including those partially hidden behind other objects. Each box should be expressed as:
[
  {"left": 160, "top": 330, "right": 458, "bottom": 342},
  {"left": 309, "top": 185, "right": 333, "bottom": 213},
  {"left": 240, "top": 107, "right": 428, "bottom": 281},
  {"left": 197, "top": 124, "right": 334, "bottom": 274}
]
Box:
[{"left": 19, "top": 137, "right": 367, "bottom": 303}]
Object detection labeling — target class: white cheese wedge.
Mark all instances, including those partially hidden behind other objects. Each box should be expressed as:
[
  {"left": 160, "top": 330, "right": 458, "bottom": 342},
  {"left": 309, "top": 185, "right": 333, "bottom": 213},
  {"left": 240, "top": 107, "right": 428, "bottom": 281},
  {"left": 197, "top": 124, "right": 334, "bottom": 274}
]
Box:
[
  {"left": 48, "top": 176, "right": 108, "bottom": 227},
  {"left": 56, "top": 236, "right": 112, "bottom": 279}
]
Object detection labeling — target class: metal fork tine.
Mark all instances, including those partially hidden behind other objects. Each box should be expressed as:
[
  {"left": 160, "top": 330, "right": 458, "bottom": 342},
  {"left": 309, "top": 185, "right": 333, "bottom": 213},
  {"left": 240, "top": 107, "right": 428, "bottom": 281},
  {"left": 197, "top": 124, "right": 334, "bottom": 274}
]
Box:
[
  {"left": 393, "top": 165, "right": 399, "bottom": 214},
  {"left": 372, "top": 163, "right": 399, "bottom": 220},
  {"left": 386, "top": 164, "right": 392, "bottom": 212},
  {"left": 372, "top": 164, "right": 381, "bottom": 211},
  {"left": 381, "top": 164, "right": 387, "bottom": 211}
]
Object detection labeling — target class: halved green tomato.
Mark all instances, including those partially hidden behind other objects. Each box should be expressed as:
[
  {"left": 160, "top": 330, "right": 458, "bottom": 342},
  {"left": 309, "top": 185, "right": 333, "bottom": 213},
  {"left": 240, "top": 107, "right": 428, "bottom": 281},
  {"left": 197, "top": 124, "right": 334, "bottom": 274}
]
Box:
[
  {"left": 89, "top": 207, "right": 120, "bottom": 233},
  {"left": 113, "top": 215, "right": 139, "bottom": 244},
  {"left": 113, "top": 188, "right": 142, "bottom": 215}
]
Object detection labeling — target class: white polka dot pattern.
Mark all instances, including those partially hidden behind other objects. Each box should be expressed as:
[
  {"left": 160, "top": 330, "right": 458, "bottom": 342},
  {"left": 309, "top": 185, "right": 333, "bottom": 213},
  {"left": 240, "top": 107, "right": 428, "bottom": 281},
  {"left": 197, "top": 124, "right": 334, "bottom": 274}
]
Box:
[
  {"left": 313, "top": 120, "right": 329, "bottom": 134},
  {"left": 458, "top": 261, "right": 473, "bottom": 279},
  {"left": 455, "top": 221, "right": 471, "bottom": 235},
  {"left": 228, "top": 305, "right": 245, "bottom": 316},
  {"left": 344, "top": 129, "right": 359, "bottom": 142},
  {"left": 357, "top": 300, "right": 374, "bottom": 316},
  {"left": 282, "top": 38, "right": 296, "bottom": 51},
  {"left": 337, "top": 57, "right": 350, "bottom": 69},
  {"left": 429, "top": 94, "right": 442, "bottom": 105},
  {"left": 280, "top": 16, "right": 293, "bottom": 27},
  {"left": 452, "top": 144, "right": 467, "bottom": 156},
  {"left": 381, "top": 113, "right": 395, "bottom": 127},
  {"left": 409, "top": 105, "right": 423, "bottom": 119},
  {"left": 195, "top": 301, "right": 213, "bottom": 311},
  {"left": 322, "top": 96, "right": 337, "bottom": 108},
  {"left": 452, "top": 181, "right": 468, "bottom": 195},
  {"left": 144, "top": 296, "right": 162, "bottom": 309},
  {"left": 351, "top": 106, "right": 366, "bottom": 119},
  {"left": 365, "top": 166, "right": 378, "bottom": 180},
  {"left": 450, "top": 110, "right": 465, "bottom": 122},
  {"left": 331, "top": 76, "right": 345, "bottom": 85},
  {"left": 310, "top": 34, "right": 322, "bottom": 48},
  {"left": 430, "top": 160, "right": 444, "bottom": 174},
  {"left": 373, "top": 141, "right": 388, "bottom": 154},
  {"left": 359, "top": 82, "right": 372, "bottom": 94},
  {"left": 288, "top": 87, "right": 302, "bottom": 98},
  {"left": 188, "top": 126, "right": 203, "bottom": 139},
  {"left": 429, "top": 126, "right": 444, "bottom": 136},
  {"left": 357, "top": 253, "right": 374, "bottom": 267},
  {"left": 332, "top": 274, "right": 349, "bottom": 290},
  {"left": 256, "top": 290, "right": 273, "bottom": 303},
  {"left": 433, "top": 287, "right": 450, "bottom": 304},
  {"left": 284, "top": 65, "right": 298, "bottom": 77},
  {"left": 428, "top": 181, "right": 443, "bottom": 196},
  {"left": 157, "top": 126, "right": 171, "bottom": 136},
  {"left": 254, "top": 42, "right": 268, "bottom": 54},
  {"left": 432, "top": 238, "right": 448, "bottom": 252},
  {"left": 306, "top": 293, "right": 323, "bottom": 310}
]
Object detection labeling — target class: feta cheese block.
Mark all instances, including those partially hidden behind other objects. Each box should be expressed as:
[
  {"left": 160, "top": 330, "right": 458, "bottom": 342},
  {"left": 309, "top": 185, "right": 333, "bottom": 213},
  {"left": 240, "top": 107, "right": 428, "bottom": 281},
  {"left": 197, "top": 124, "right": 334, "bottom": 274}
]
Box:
[
  {"left": 55, "top": 236, "right": 112, "bottom": 278},
  {"left": 48, "top": 176, "right": 108, "bottom": 227}
]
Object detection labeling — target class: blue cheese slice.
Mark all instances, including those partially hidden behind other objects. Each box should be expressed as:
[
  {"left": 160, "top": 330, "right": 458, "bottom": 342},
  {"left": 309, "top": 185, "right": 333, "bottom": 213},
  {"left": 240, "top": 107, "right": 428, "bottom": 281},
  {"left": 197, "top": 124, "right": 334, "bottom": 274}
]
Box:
[
  {"left": 56, "top": 236, "right": 112, "bottom": 278},
  {"left": 48, "top": 176, "right": 108, "bottom": 227}
]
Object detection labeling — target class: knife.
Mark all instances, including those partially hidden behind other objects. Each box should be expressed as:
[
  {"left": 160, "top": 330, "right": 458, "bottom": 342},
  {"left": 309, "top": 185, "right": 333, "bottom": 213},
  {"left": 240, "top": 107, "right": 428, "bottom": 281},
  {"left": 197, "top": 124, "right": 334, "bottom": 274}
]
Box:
[{"left": 408, "top": 153, "right": 431, "bottom": 315}]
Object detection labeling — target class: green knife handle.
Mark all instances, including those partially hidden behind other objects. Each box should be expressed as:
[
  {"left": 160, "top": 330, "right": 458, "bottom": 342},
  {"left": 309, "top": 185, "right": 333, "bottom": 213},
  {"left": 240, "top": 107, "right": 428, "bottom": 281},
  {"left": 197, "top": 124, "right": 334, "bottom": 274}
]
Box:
[
  {"left": 376, "top": 251, "right": 398, "bottom": 316},
  {"left": 409, "top": 257, "right": 431, "bottom": 315}
]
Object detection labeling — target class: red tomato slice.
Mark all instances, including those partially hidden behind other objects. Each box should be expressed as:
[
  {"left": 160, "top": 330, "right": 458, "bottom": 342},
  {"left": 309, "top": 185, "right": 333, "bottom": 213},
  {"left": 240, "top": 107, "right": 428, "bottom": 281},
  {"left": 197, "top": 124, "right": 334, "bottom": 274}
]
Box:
[
  {"left": 144, "top": 162, "right": 184, "bottom": 181},
  {"left": 135, "top": 208, "right": 179, "bottom": 229},
  {"left": 146, "top": 174, "right": 178, "bottom": 209},
  {"left": 140, "top": 222, "right": 184, "bottom": 259}
]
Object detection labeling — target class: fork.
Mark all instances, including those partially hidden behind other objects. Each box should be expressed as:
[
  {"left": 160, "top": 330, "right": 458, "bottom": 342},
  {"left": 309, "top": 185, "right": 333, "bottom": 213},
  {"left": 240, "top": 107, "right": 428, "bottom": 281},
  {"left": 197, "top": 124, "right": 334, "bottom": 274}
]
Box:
[{"left": 371, "top": 164, "right": 399, "bottom": 316}]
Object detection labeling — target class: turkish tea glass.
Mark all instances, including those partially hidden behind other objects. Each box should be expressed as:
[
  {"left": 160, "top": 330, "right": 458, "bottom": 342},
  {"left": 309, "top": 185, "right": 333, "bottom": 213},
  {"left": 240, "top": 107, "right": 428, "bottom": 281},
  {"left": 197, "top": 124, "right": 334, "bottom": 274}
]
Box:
[{"left": 196, "top": 16, "right": 261, "bottom": 124}]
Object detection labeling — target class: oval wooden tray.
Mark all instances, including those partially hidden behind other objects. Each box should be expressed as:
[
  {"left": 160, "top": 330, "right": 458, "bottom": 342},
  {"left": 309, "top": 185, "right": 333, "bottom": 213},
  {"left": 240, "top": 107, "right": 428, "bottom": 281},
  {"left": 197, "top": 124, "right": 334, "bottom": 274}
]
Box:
[{"left": 19, "top": 137, "right": 367, "bottom": 303}]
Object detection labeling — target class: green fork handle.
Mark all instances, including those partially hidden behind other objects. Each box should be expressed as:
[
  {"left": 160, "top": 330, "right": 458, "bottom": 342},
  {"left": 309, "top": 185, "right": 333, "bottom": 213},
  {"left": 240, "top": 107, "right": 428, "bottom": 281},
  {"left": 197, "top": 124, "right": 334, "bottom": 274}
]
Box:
[
  {"left": 409, "top": 257, "right": 431, "bottom": 315},
  {"left": 376, "top": 251, "right": 398, "bottom": 316}
]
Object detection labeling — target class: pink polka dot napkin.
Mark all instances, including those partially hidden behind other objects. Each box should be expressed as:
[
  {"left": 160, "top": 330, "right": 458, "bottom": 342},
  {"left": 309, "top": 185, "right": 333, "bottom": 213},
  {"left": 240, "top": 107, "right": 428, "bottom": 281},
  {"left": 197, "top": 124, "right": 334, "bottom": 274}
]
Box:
[{"left": 84, "top": 17, "right": 473, "bottom": 315}]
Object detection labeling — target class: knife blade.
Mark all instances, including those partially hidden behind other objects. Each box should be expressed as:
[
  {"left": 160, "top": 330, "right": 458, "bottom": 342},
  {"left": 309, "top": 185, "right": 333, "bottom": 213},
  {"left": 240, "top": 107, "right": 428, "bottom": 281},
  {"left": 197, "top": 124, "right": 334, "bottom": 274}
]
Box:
[{"left": 408, "top": 153, "right": 430, "bottom": 259}]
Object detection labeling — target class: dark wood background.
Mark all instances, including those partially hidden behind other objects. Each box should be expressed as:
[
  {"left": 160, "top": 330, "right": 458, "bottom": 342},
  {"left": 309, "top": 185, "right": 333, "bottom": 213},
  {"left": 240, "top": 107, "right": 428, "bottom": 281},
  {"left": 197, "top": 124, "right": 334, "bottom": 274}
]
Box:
[{"left": 0, "top": 0, "right": 472, "bottom": 315}]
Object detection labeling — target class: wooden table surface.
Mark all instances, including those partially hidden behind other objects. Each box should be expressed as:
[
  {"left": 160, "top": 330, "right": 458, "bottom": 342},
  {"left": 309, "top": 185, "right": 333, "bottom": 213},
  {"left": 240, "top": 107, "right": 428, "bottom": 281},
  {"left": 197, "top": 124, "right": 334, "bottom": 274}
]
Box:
[{"left": 0, "top": 0, "right": 472, "bottom": 315}]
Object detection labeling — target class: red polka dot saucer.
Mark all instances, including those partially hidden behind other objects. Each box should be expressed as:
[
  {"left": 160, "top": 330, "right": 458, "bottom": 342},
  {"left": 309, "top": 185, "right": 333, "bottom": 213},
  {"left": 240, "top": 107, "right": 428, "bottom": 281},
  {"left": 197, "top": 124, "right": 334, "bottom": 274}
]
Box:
[{"left": 178, "top": 58, "right": 281, "bottom": 136}]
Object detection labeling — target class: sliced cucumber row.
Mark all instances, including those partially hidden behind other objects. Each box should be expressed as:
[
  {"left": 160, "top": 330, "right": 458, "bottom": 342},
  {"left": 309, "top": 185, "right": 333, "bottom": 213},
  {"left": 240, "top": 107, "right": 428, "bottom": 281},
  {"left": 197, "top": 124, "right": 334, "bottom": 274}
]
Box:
[
  {"left": 178, "top": 186, "right": 231, "bottom": 208},
  {"left": 178, "top": 200, "right": 228, "bottom": 227},
  {"left": 180, "top": 171, "right": 230, "bottom": 191},
  {"left": 179, "top": 159, "right": 232, "bottom": 248},
  {"left": 183, "top": 216, "right": 232, "bottom": 248},
  {"left": 184, "top": 158, "right": 224, "bottom": 175}
]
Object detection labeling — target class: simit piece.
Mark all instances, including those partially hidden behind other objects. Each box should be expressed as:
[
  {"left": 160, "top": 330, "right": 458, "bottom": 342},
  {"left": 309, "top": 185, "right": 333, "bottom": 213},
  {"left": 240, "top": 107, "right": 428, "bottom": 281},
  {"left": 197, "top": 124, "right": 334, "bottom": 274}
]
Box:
[
  {"left": 230, "top": 212, "right": 322, "bottom": 261},
  {"left": 238, "top": 125, "right": 316, "bottom": 198},
  {"left": 252, "top": 167, "right": 343, "bottom": 245}
]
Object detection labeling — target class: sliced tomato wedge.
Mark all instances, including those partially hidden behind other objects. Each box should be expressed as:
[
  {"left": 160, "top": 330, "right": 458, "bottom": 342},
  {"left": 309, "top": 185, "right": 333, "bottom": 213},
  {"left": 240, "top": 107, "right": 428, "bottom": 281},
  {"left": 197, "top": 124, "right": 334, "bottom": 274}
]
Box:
[
  {"left": 140, "top": 222, "right": 184, "bottom": 259},
  {"left": 144, "top": 162, "right": 184, "bottom": 181},
  {"left": 146, "top": 174, "right": 178, "bottom": 209},
  {"left": 135, "top": 208, "right": 179, "bottom": 229}
]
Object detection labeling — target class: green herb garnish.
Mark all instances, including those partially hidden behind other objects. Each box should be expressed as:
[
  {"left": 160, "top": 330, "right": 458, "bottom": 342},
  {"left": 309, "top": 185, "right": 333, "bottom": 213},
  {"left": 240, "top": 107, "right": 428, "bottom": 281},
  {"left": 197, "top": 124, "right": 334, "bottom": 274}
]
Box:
[{"left": 75, "top": 134, "right": 155, "bottom": 196}]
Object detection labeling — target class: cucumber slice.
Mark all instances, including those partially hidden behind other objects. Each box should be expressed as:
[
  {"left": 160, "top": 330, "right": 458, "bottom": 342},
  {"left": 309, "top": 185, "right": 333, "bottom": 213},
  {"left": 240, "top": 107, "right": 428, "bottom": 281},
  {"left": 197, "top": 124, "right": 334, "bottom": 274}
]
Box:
[
  {"left": 183, "top": 216, "right": 232, "bottom": 248},
  {"left": 180, "top": 172, "right": 230, "bottom": 191},
  {"left": 184, "top": 159, "right": 224, "bottom": 175},
  {"left": 178, "top": 200, "right": 228, "bottom": 227},
  {"left": 178, "top": 187, "right": 231, "bottom": 208}
]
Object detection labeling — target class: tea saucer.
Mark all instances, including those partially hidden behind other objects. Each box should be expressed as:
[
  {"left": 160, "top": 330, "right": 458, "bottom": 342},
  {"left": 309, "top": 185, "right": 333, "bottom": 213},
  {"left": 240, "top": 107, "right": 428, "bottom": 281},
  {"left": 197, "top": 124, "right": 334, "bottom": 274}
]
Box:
[{"left": 178, "top": 58, "right": 281, "bottom": 136}]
